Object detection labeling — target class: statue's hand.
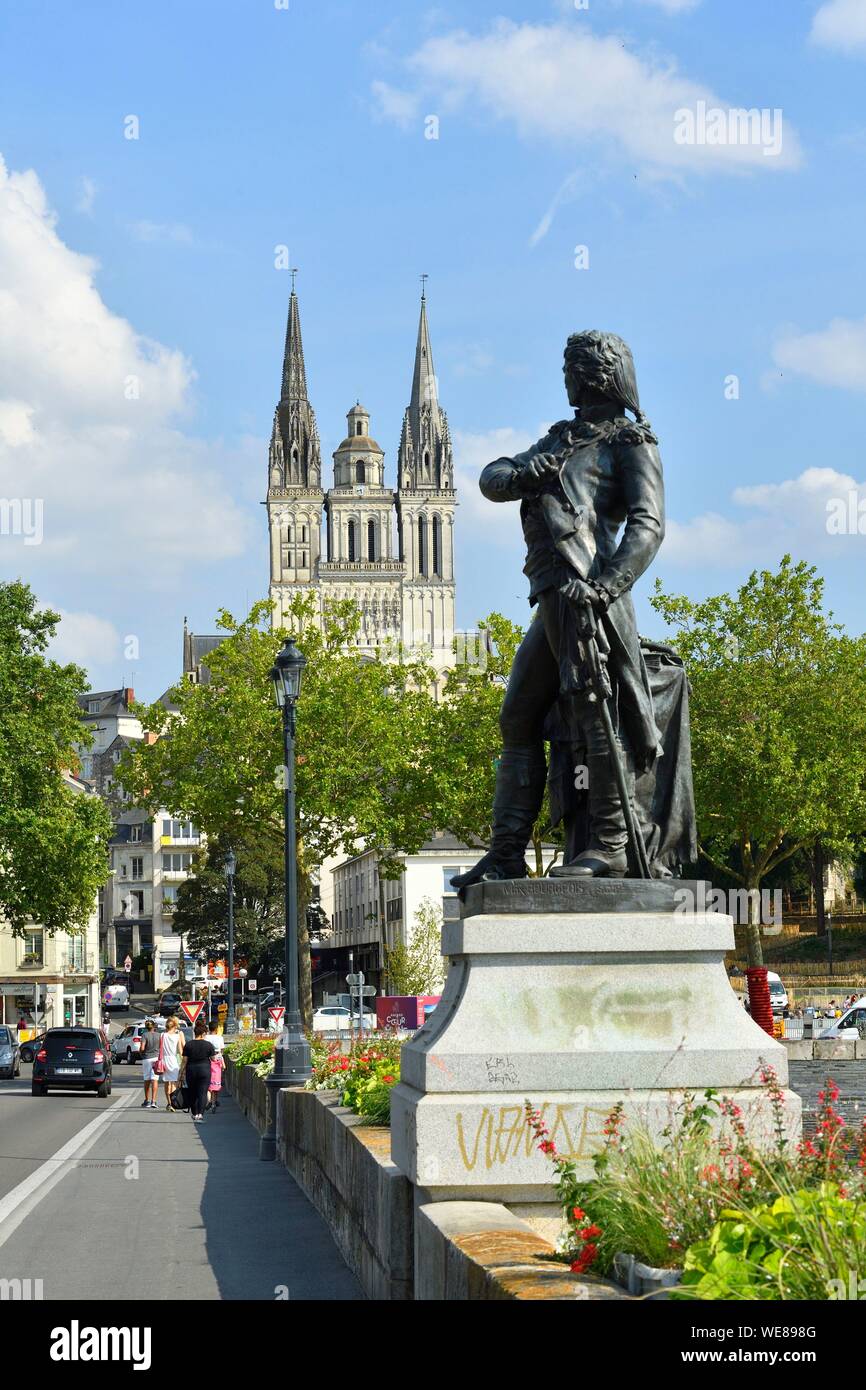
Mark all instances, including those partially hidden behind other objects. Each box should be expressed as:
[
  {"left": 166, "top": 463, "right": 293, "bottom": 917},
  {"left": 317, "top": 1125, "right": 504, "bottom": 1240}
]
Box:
[
  {"left": 559, "top": 577, "right": 606, "bottom": 611},
  {"left": 517, "top": 453, "right": 561, "bottom": 492}
]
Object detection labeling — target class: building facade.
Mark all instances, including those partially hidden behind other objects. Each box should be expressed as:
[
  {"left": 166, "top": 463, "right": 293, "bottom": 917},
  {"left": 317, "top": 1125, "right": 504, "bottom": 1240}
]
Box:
[
  {"left": 266, "top": 290, "right": 457, "bottom": 671},
  {"left": 0, "top": 772, "right": 101, "bottom": 1028}
]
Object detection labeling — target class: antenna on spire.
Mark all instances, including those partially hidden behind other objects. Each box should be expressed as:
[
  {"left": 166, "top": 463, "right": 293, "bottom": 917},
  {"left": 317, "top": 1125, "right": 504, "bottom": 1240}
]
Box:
[
  {"left": 420, "top": 273, "right": 428, "bottom": 300},
  {"left": 291, "top": 268, "right": 299, "bottom": 294}
]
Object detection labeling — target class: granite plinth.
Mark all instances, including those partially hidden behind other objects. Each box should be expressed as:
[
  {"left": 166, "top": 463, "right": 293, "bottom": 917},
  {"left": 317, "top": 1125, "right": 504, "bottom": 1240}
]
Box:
[{"left": 390, "top": 900, "right": 801, "bottom": 1201}]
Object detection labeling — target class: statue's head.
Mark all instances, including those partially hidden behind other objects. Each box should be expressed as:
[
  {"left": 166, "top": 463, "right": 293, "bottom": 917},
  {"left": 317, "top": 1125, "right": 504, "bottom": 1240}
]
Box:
[{"left": 563, "top": 331, "right": 642, "bottom": 418}]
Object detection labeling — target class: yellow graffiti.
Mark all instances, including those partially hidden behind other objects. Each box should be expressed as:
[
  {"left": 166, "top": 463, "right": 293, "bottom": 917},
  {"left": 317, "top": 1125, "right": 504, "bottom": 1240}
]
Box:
[{"left": 455, "top": 1103, "right": 611, "bottom": 1171}]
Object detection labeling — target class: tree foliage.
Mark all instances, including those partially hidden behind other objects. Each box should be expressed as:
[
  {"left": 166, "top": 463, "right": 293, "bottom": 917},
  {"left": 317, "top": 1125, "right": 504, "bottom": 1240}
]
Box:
[
  {"left": 384, "top": 896, "right": 446, "bottom": 996},
  {"left": 0, "top": 581, "right": 112, "bottom": 934},
  {"left": 651, "top": 556, "right": 866, "bottom": 962},
  {"left": 171, "top": 834, "right": 285, "bottom": 970}
]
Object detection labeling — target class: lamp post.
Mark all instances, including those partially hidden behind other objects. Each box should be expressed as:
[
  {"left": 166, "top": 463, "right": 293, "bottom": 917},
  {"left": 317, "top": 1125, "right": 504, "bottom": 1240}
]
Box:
[
  {"left": 224, "top": 848, "right": 236, "bottom": 1029},
  {"left": 260, "top": 636, "right": 311, "bottom": 1160}
]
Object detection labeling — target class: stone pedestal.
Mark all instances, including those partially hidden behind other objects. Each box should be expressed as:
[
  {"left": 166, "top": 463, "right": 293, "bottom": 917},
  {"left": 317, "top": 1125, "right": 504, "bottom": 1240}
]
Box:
[{"left": 390, "top": 879, "right": 801, "bottom": 1203}]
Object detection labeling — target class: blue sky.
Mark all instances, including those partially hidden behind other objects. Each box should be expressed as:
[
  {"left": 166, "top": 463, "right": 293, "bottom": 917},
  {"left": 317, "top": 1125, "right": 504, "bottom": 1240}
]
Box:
[{"left": 1, "top": 0, "right": 865, "bottom": 699}]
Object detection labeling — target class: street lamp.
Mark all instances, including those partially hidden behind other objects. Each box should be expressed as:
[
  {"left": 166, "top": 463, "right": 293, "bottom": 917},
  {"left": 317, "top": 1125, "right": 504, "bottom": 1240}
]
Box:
[
  {"left": 261, "top": 636, "right": 310, "bottom": 1160},
  {"left": 224, "top": 848, "right": 236, "bottom": 1028}
]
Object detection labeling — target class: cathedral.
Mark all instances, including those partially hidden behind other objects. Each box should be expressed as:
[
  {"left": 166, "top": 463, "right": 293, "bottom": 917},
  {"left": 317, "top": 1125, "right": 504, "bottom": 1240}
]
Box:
[{"left": 266, "top": 288, "right": 457, "bottom": 672}]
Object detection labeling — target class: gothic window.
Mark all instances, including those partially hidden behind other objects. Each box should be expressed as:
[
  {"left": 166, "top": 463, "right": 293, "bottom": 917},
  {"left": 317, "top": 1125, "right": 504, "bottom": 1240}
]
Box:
[
  {"left": 301, "top": 552, "right": 306, "bottom": 568},
  {"left": 356, "top": 422, "right": 363, "bottom": 436},
  {"left": 418, "top": 516, "right": 427, "bottom": 576},
  {"left": 356, "top": 461, "right": 365, "bottom": 484},
  {"left": 348, "top": 520, "right": 357, "bottom": 562},
  {"left": 286, "top": 525, "right": 292, "bottom": 542},
  {"left": 423, "top": 450, "right": 430, "bottom": 478},
  {"left": 368, "top": 519, "right": 376, "bottom": 561},
  {"left": 301, "top": 524, "right": 307, "bottom": 542},
  {"left": 432, "top": 515, "right": 441, "bottom": 577}
]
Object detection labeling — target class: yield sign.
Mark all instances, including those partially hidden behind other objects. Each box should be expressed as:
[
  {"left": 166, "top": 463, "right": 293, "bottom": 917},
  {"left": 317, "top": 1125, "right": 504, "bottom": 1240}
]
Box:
[
  {"left": 268, "top": 1006, "right": 285, "bottom": 1026},
  {"left": 180, "top": 1000, "right": 205, "bottom": 1026}
]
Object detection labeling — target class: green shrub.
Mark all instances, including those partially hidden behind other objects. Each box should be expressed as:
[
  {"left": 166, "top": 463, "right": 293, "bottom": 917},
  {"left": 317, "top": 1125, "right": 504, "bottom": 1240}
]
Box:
[{"left": 674, "top": 1185, "right": 866, "bottom": 1300}]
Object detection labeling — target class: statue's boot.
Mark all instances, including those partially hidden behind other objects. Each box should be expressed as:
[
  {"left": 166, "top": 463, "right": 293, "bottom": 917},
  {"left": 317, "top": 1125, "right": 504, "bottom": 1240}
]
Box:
[
  {"left": 450, "top": 748, "right": 547, "bottom": 890},
  {"left": 567, "top": 750, "right": 631, "bottom": 877}
]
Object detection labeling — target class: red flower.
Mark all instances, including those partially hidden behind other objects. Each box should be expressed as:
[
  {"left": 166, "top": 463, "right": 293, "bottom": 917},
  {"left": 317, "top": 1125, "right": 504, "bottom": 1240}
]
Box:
[
  {"left": 579, "top": 1225, "right": 602, "bottom": 1241},
  {"left": 382, "top": 1074, "right": 395, "bottom": 1084},
  {"left": 572, "top": 1206, "right": 586, "bottom": 1222}
]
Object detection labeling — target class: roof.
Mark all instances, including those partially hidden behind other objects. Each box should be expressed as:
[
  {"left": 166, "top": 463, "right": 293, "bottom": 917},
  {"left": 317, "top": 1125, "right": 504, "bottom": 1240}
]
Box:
[{"left": 334, "top": 435, "right": 383, "bottom": 454}]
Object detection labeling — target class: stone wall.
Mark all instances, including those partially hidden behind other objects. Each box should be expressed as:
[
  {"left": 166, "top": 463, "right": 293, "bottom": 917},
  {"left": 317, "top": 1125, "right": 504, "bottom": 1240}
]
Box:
[{"left": 223, "top": 1057, "right": 619, "bottom": 1301}]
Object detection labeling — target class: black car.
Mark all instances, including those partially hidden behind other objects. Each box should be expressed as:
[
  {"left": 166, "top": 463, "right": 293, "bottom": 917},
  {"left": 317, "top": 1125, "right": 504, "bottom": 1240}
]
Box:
[
  {"left": 31, "top": 1027, "right": 113, "bottom": 1097},
  {"left": 158, "top": 992, "right": 184, "bottom": 1017},
  {"left": 18, "top": 1030, "right": 46, "bottom": 1063}
]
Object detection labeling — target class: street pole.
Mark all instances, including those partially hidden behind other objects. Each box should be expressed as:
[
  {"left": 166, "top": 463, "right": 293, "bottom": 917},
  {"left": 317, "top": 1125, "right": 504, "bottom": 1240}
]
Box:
[
  {"left": 261, "top": 638, "right": 311, "bottom": 1160},
  {"left": 227, "top": 869, "right": 235, "bottom": 1025}
]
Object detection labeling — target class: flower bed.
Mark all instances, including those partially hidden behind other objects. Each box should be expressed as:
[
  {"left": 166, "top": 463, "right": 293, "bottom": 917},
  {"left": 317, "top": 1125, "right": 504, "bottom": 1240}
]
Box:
[
  {"left": 527, "top": 1070, "right": 866, "bottom": 1300},
  {"left": 306, "top": 1035, "right": 402, "bottom": 1125}
]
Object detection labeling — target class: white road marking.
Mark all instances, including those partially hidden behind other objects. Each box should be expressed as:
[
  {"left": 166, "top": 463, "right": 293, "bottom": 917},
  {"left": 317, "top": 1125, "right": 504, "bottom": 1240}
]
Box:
[{"left": 0, "top": 1089, "right": 137, "bottom": 1251}]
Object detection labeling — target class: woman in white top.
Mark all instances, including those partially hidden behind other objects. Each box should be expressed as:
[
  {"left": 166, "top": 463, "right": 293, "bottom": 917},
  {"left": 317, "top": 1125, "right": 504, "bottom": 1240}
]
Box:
[{"left": 158, "top": 1014, "right": 185, "bottom": 1111}]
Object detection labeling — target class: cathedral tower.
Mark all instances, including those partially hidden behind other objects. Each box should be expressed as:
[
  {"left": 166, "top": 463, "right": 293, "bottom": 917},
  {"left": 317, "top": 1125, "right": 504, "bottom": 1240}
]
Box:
[
  {"left": 396, "top": 291, "right": 457, "bottom": 669},
  {"left": 267, "top": 288, "right": 325, "bottom": 627}
]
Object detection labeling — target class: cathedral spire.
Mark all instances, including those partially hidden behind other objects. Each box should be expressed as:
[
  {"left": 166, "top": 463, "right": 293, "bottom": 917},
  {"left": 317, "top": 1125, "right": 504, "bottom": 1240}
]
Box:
[
  {"left": 409, "top": 290, "right": 439, "bottom": 416},
  {"left": 398, "top": 288, "right": 452, "bottom": 492},
  {"left": 280, "top": 282, "right": 308, "bottom": 404}
]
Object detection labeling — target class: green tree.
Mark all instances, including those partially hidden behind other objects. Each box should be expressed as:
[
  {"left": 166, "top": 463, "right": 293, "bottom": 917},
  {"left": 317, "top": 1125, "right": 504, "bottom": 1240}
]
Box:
[
  {"left": 384, "top": 896, "right": 446, "bottom": 996},
  {"left": 0, "top": 581, "right": 112, "bottom": 934},
  {"left": 651, "top": 556, "right": 866, "bottom": 966},
  {"left": 171, "top": 834, "right": 285, "bottom": 969},
  {"left": 431, "top": 612, "right": 563, "bottom": 874},
  {"left": 119, "top": 595, "right": 442, "bottom": 1024}
]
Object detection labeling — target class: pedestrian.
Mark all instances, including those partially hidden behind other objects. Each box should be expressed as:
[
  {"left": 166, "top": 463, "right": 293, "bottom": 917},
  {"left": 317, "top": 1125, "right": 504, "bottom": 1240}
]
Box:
[
  {"left": 158, "top": 1014, "right": 185, "bottom": 1112},
  {"left": 179, "top": 1019, "right": 216, "bottom": 1122},
  {"left": 203, "top": 1020, "right": 224, "bottom": 1111},
  {"left": 140, "top": 1020, "right": 161, "bottom": 1110}
]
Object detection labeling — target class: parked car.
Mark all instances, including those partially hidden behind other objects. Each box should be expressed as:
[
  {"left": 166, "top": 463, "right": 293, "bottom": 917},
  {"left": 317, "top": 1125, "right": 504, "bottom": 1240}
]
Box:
[
  {"left": 158, "top": 992, "right": 183, "bottom": 1017},
  {"left": 110, "top": 1020, "right": 163, "bottom": 1064},
  {"left": 820, "top": 997, "right": 866, "bottom": 1040},
  {"left": 312, "top": 1005, "right": 377, "bottom": 1033},
  {"left": 31, "top": 1027, "right": 112, "bottom": 1097},
  {"left": 103, "top": 983, "right": 129, "bottom": 1010},
  {"left": 0, "top": 1026, "right": 21, "bottom": 1079},
  {"left": 18, "top": 1031, "right": 47, "bottom": 1063}
]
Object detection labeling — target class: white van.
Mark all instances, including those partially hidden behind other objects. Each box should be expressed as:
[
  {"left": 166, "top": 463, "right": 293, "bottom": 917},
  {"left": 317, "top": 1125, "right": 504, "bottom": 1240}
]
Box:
[
  {"left": 103, "top": 983, "right": 129, "bottom": 1010},
  {"left": 767, "top": 971, "right": 788, "bottom": 1014},
  {"left": 820, "top": 997, "right": 866, "bottom": 1040}
]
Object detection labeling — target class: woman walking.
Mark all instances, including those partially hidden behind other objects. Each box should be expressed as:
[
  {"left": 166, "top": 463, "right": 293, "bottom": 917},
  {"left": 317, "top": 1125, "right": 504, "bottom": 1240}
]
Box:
[
  {"left": 159, "top": 1014, "right": 185, "bottom": 1111},
  {"left": 140, "top": 1020, "right": 161, "bottom": 1110},
  {"left": 180, "top": 1019, "right": 216, "bottom": 1122},
  {"left": 204, "top": 1018, "right": 224, "bottom": 1111}
]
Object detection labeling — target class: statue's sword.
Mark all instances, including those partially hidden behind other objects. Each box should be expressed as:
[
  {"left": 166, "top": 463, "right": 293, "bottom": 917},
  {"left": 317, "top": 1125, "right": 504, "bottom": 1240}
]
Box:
[{"left": 572, "top": 597, "right": 652, "bottom": 880}]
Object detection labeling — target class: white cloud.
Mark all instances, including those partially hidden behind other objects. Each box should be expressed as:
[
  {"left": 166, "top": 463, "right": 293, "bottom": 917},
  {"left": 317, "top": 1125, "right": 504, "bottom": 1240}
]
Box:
[
  {"left": 454, "top": 426, "right": 539, "bottom": 541},
  {"left": 46, "top": 606, "right": 122, "bottom": 670},
  {"left": 370, "top": 81, "right": 420, "bottom": 129},
  {"left": 0, "top": 153, "right": 251, "bottom": 586},
  {"left": 770, "top": 316, "right": 866, "bottom": 393},
  {"left": 76, "top": 177, "right": 97, "bottom": 216},
  {"left": 373, "top": 20, "right": 802, "bottom": 175},
  {"left": 664, "top": 468, "right": 866, "bottom": 568},
  {"left": 811, "top": 0, "right": 866, "bottom": 52}
]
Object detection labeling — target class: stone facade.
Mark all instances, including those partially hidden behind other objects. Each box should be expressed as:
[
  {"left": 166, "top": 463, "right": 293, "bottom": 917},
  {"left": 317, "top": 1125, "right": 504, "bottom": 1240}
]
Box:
[{"left": 266, "top": 291, "right": 456, "bottom": 672}]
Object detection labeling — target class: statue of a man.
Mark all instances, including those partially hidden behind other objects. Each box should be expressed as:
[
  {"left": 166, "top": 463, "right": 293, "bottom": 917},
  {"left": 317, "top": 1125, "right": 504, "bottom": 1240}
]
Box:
[{"left": 454, "top": 330, "right": 679, "bottom": 889}]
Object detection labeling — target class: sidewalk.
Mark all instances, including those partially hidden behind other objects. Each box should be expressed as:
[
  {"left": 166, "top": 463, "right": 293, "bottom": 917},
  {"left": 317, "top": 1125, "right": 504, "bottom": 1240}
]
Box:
[{"left": 0, "top": 1075, "right": 364, "bottom": 1301}]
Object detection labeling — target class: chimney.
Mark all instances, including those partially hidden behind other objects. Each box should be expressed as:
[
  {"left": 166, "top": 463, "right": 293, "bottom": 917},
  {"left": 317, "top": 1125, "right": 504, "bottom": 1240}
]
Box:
[{"left": 125, "top": 687, "right": 135, "bottom": 707}]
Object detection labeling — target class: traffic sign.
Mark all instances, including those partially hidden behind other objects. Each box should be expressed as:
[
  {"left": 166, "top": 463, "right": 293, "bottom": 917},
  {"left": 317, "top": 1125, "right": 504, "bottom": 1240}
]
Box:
[
  {"left": 247, "top": 980, "right": 257, "bottom": 991},
  {"left": 268, "top": 1006, "right": 285, "bottom": 1026},
  {"left": 217, "top": 1001, "right": 228, "bottom": 1016},
  {"left": 180, "top": 1000, "right": 205, "bottom": 1026},
  {"left": 359, "top": 986, "right": 376, "bottom": 997},
  {"left": 346, "top": 972, "right": 365, "bottom": 986},
  {"left": 124, "top": 955, "right": 132, "bottom": 971}
]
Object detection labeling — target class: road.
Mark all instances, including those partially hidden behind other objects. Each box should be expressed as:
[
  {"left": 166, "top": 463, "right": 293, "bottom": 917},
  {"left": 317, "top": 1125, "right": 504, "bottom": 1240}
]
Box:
[{"left": 0, "top": 1018, "right": 363, "bottom": 1301}]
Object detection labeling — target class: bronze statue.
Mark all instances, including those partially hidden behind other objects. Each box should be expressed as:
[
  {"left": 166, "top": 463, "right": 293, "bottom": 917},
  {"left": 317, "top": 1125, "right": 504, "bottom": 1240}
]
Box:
[{"left": 453, "top": 330, "right": 697, "bottom": 890}]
